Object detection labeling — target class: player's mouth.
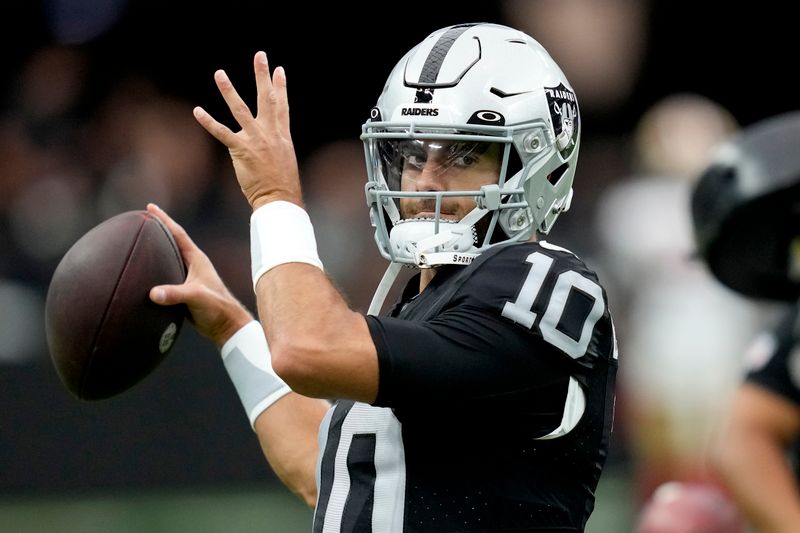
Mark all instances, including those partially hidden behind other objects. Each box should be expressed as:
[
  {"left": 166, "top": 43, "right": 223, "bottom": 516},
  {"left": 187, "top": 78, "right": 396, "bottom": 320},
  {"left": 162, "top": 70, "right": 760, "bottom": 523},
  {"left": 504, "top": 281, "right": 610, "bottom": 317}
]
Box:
[
  {"left": 406, "top": 211, "right": 462, "bottom": 223},
  {"left": 401, "top": 198, "right": 463, "bottom": 221},
  {"left": 412, "top": 211, "right": 458, "bottom": 219}
]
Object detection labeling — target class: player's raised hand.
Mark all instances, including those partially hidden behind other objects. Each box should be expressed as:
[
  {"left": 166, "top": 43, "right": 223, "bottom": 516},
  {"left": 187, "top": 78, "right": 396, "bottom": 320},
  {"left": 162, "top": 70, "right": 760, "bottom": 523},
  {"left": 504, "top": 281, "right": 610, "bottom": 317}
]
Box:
[
  {"left": 147, "top": 203, "right": 253, "bottom": 347},
  {"left": 193, "top": 51, "right": 302, "bottom": 210}
]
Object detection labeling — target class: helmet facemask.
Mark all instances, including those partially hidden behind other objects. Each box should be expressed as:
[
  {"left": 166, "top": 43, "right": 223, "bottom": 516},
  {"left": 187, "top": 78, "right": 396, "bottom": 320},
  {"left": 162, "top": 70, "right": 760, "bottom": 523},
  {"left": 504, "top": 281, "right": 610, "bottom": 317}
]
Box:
[{"left": 364, "top": 122, "right": 562, "bottom": 267}]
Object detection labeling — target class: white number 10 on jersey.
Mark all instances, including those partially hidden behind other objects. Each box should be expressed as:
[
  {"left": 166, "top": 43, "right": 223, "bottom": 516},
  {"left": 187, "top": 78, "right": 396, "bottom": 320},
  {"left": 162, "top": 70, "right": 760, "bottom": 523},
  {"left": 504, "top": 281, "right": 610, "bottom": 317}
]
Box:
[{"left": 502, "top": 251, "right": 605, "bottom": 359}]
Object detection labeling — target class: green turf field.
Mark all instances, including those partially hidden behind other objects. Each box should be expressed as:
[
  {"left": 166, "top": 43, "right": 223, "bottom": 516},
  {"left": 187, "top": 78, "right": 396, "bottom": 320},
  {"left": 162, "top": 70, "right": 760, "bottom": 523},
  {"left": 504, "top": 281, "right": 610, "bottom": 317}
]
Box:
[{"left": 0, "top": 466, "right": 633, "bottom": 532}]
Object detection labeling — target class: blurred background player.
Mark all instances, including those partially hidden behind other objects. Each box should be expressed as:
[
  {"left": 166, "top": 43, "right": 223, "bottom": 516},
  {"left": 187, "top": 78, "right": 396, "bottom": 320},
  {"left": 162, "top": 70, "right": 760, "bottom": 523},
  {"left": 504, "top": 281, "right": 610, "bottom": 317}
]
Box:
[
  {"left": 593, "top": 94, "right": 761, "bottom": 503},
  {"left": 691, "top": 111, "right": 800, "bottom": 532}
]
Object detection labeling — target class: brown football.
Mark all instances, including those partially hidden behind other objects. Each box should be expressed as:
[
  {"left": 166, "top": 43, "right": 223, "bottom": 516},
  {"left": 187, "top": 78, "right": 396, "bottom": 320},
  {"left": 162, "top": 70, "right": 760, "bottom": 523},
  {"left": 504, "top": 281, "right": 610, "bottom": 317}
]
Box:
[{"left": 45, "top": 210, "right": 187, "bottom": 400}]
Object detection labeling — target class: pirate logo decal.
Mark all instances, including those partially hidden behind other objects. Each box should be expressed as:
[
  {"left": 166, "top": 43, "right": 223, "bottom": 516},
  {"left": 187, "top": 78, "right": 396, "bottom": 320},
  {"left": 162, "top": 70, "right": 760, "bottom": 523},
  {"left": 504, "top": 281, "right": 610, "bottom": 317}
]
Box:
[
  {"left": 415, "top": 88, "right": 434, "bottom": 103},
  {"left": 545, "top": 83, "right": 579, "bottom": 159}
]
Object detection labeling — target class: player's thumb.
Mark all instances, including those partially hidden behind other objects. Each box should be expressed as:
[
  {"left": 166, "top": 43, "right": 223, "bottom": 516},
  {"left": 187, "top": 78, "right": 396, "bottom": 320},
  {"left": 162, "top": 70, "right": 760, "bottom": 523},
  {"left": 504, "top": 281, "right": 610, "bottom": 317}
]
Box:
[{"left": 150, "top": 285, "right": 184, "bottom": 306}]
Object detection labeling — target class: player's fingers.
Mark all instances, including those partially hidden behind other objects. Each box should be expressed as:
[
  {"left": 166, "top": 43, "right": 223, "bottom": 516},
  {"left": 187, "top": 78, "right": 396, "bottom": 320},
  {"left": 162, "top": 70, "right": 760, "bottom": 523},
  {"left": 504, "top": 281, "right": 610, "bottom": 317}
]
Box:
[
  {"left": 272, "top": 66, "right": 291, "bottom": 132},
  {"left": 192, "top": 106, "right": 237, "bottom": 146},
  {"left": 149, "top": 284, "right": 185, "bottom": 306},
  {"left": 254, "top": 51, "right": 273, "bottom": 114},
  {"left": 147, "top": 203, "right": 189, "bottom": 243},
  {"left": 214, "top": 69, "right": 254, "bottom": 129},
  {"left": 149, "top": 282, "right": 208, "bottom": 307},
  {"left": 147, "top": 203, "right": 199, "bottom": 258}
]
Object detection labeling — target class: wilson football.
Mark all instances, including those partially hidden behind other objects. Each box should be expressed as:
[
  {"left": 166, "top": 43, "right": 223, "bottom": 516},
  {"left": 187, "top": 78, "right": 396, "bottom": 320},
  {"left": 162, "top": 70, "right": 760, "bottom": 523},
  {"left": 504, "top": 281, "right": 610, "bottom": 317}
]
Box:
[{"left": 45, "top": 210, "right": 187, "bottom": 400}]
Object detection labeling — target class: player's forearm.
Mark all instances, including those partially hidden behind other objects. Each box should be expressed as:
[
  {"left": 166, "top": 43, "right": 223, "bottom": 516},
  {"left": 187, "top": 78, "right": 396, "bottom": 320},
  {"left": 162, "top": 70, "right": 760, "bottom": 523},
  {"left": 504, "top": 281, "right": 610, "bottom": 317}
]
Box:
[
  {"left": 220, "top": 321, "right": 328, "bottom": 507},
  {"left": 255, "top": 263, "right": 378, "bottom": 402},
  {"left": 715, "top": 432, "right": 800, "bottom": 532},
  {"left": 254, "top": 392, "right": 329, "bottom": 508}
]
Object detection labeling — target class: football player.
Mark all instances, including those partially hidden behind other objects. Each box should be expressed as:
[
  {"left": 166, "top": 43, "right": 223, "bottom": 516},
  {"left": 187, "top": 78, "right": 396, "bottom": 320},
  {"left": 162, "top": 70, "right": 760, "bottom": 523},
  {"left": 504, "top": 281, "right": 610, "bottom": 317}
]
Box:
[
  {"left": 150, "top": 23, "right": 618, "bottom": 531},
  {"left": 692, "top": 111, "right": 800, "bottom": 532}
]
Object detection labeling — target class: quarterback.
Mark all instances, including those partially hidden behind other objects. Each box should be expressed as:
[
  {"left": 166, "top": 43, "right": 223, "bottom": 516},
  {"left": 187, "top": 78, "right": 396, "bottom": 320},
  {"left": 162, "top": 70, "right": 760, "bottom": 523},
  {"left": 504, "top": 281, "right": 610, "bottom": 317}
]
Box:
[{"left": 150, "top": 23, "right": 618, "bottom": 532}]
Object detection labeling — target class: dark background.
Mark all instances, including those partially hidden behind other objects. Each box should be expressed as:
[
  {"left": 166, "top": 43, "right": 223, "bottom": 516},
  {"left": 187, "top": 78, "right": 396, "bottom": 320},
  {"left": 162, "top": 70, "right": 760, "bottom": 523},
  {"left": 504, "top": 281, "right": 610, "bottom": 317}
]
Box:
[
  {"left": 0, "top": 1, "right": 796, "bottom": 495},
  {"left": 4, "top": 2, "right": 796, "bottom": 156}
]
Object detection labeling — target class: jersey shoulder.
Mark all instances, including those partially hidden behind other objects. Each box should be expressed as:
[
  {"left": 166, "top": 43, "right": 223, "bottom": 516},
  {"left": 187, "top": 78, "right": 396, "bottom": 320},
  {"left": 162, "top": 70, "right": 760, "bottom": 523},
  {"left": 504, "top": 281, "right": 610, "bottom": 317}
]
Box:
[
  {"left": 399, "top": 240, "right": 608, "bottom": 328},
  {"left": 456, "top": 241, "right": 614, "bottom": 362},
  {"left": 465, "top": 240, "right": 602, "bottom": 288},
  {"left": 448, "top": 240, "right": 608, "bottom": 316}
]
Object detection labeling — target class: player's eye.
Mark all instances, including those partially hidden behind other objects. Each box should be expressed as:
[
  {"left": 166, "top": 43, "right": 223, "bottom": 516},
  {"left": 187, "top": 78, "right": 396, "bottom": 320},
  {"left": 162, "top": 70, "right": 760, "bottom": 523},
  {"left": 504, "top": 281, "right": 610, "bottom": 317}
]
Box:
[
  {"left": 454, "top": 154, "right": 479, "bottom": 167},
  {"left": 400, "top": 143, "right": 427, "bottom": 170},
  {"left": 405, "top": 155, "right": 427, "bottom": 169},
  {"left": 448, "top": 142, "right": 483, "bottom": 168}
]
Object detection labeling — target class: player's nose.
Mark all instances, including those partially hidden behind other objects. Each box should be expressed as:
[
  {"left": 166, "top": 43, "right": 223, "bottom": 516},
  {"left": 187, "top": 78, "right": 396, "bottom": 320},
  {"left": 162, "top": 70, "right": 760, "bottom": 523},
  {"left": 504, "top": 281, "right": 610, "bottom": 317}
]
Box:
[{"left": 414, "top": 161, "right": 447, "bottom": 192}]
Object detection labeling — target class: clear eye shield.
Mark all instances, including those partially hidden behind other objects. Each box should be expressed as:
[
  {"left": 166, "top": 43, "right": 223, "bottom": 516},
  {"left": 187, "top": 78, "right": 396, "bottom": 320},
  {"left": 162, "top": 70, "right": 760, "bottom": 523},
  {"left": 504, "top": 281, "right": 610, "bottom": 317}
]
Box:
[
  {"left": 379, "top": 139, "right": 498, "bottom": 188},
  {"left": 365, "top": 125, "right": 514, "bottom": 216}
]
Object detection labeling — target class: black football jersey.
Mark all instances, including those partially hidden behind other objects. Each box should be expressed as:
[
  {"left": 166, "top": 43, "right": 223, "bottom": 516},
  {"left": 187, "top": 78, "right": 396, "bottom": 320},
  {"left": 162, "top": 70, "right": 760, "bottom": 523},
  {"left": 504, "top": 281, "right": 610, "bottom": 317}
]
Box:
[
  {"left": 744, "top": 306, "right": 800, "bottom": 404},
  {"left": 312, "top": 241, "right": 618, "bottom": 532},
  {"left": 742, "top": 306, "right": 800, "bottom": 480}
]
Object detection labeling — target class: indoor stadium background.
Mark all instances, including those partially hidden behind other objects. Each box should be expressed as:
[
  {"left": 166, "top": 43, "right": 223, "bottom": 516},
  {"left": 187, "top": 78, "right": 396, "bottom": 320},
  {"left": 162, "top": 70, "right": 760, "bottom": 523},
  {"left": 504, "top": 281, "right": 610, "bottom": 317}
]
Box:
[{"left": 0, "top": 1, "right": 794, "bottom": 531}]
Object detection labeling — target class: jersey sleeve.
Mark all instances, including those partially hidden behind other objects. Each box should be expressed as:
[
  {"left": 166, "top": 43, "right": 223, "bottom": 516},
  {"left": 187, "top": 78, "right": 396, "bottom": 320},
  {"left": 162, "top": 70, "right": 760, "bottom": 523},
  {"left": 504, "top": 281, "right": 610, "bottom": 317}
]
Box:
[
  {"left": 745, "top": 307, "right": 800, "bottom": 405},
  {"left": 367, "top": 242, "right": 615, "bottom": 414}
]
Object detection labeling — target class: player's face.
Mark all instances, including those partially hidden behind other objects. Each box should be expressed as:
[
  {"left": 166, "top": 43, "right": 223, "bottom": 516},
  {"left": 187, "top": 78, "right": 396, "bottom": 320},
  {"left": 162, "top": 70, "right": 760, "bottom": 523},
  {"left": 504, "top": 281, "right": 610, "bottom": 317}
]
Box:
[{"left": 398, "top": 141, "right": 502, "bottom": 221}]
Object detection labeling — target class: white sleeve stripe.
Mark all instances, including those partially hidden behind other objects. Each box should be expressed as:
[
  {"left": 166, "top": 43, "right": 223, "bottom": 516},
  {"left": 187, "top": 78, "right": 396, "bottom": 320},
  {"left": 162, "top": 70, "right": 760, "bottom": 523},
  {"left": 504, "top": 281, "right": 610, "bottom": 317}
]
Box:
[{"left": 536, "top": 377, "right": 586, "bottom": 440}]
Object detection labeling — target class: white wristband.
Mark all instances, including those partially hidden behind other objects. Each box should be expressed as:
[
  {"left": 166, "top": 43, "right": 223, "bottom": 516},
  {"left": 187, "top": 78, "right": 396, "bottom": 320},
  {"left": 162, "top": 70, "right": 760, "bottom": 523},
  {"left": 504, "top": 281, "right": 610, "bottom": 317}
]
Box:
[
  {"left": 220, "top": 320, "right": 291, "bottom": 429},
  {"left": 250, "top": 200, "right": 323, "bottom": 289}
]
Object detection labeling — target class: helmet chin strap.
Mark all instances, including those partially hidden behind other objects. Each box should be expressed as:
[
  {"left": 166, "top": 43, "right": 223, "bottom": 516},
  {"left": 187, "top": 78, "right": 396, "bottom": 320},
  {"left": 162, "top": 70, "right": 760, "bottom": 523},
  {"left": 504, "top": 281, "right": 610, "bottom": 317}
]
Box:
[
  {"left": 368, "top": 205, "right": 488, "bottom": 316},
  {"left": 367, "top": 262, "right": 404, "bottom": 316},
  {"left": 412, "top": 205, "right": 487, "bottom": 266}
]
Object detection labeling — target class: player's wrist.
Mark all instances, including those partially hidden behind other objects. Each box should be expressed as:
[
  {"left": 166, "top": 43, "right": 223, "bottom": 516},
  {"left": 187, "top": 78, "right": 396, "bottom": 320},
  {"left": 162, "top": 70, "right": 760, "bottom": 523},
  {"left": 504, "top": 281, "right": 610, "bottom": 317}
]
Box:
[
  {"left": 249, "top": 200, "right": 324, "bottom": 289},
  {"left": 211, "top": 306, "right": 255, "bottom": 348},
  {"left": 251, "top": 194, "right": 303, "bottom": 211}
]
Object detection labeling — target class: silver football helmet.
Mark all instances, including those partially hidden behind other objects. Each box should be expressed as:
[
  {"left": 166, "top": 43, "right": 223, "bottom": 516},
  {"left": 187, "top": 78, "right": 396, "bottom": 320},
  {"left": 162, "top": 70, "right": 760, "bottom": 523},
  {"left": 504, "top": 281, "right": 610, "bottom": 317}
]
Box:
[{"left": 362, "top": 23, "right": 581, "bottom": 268}]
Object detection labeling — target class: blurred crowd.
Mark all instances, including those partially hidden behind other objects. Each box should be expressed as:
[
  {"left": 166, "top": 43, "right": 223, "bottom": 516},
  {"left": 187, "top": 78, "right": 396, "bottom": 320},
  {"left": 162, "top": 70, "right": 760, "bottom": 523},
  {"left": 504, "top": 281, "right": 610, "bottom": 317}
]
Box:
[{"left": 0, "top": 0, "right": 792, "bottom": 529}]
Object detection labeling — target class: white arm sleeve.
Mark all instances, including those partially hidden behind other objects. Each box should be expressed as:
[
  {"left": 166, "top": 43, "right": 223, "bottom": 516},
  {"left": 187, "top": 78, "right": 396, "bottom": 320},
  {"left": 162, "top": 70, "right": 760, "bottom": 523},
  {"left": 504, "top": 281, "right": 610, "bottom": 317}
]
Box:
[{"left": 220, "top": 320, "right": 292, "bottom": 429}]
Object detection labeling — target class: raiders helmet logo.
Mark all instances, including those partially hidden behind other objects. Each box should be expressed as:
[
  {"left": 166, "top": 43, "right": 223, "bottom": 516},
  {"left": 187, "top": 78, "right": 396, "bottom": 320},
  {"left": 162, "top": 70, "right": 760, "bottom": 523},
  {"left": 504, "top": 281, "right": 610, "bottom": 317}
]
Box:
[
  {"left": 415, "top": 88, "right": 434, "bottom": 103},
  {"left": 545, "top": 83, "right": 579, "bottom": 159}
]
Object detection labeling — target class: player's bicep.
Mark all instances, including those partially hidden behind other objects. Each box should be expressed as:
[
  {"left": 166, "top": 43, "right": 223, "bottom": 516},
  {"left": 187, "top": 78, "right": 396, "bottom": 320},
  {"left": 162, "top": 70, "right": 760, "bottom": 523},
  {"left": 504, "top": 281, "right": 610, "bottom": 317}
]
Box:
[{"left": 367, "top": 311, "right": 568, "bottom": 408}]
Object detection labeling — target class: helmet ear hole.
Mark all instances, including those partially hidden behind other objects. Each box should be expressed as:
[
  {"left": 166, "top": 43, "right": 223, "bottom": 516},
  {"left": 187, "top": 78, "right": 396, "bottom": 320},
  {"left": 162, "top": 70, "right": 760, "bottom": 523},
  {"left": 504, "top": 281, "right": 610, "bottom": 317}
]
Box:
[
  {"left": 505, "top": 150, "right": 523, "bottom": 183},
  {"left": 547, "top": 163, "right": 568, "bottom": 185}
]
